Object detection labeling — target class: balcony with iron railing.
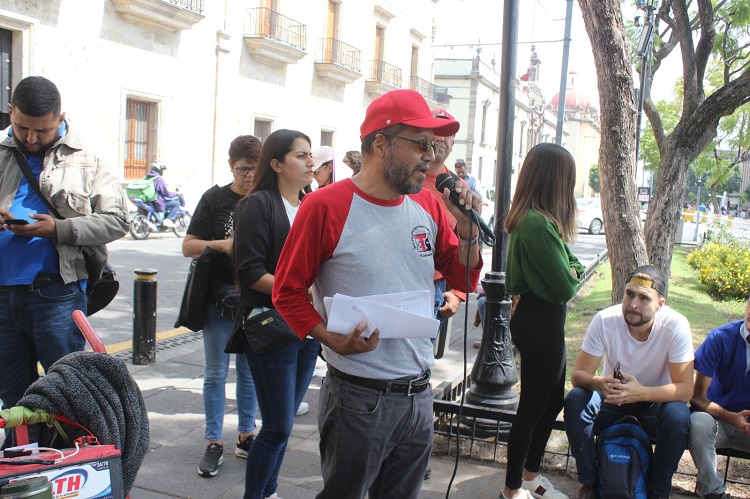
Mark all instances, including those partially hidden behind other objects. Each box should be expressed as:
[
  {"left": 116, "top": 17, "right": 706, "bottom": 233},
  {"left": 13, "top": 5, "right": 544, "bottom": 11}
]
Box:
[
  {"left": 314, "top": 38, "right": 362, "bottom": 84},
  {"left": 110, "top": 0, "right": 205, "bottom": 31},
  {"left": 243, "top": 7, "right": 307, "bottom": 66},
  {"left": 365, "top": 59, "right": 402, "bottom": 97},
  {"left": 410, "top": 76, "right": 450, "bottom": 105}
]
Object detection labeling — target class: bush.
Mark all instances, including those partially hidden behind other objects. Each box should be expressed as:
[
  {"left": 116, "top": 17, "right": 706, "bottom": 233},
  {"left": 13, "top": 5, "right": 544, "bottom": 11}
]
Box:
[{"left": 687, "top": 242, "right": 750, "bottom": 300}]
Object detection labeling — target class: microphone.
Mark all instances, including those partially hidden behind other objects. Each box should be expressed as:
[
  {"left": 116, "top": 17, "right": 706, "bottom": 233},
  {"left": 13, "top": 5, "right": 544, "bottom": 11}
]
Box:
[{"left": 435, "top": 172, "right": 496, "bottom": 246}]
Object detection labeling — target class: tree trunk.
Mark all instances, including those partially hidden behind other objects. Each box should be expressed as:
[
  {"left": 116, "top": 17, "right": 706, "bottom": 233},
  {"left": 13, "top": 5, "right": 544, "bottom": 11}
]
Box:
[{"left": 579, "top": 0, "right": 649, "bottom": 303}]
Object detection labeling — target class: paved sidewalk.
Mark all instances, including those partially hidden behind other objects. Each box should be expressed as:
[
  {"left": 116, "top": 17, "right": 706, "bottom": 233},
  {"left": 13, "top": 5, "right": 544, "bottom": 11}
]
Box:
[
  {"left": 122, "top": 318, "right": 704, "bottom": 498},
  {"left": 124, "top": 319, "right": 580, "bottom": 499}
]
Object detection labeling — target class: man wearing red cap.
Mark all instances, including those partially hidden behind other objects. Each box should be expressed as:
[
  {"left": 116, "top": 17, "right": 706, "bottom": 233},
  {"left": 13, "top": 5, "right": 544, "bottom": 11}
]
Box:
[
  {"left": 273, "top": 89, "right": 482, "bottom": 498},
  {"left": 423, "top": 109, "right": 468, "bottom": 339}
]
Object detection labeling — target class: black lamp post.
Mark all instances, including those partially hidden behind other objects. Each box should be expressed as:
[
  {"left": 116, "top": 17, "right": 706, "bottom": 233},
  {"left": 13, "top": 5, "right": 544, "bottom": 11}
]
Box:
[{"left": 464, "top": 0, "right": 520, "bottom": 430}]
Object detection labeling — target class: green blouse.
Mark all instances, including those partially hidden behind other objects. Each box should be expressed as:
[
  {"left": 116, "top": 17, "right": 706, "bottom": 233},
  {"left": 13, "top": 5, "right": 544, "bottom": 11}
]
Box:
[{"left": 506, "top": 210, "right": 585, "bottom": 304}]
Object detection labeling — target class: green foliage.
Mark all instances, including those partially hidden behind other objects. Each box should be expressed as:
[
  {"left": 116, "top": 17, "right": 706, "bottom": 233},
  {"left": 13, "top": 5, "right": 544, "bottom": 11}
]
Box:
[
  {"left": 687, "top": 223, "right": 750, "bottom": 300},
  {"left": 589, "top": 164, "right": 600, "bottom": 193}
]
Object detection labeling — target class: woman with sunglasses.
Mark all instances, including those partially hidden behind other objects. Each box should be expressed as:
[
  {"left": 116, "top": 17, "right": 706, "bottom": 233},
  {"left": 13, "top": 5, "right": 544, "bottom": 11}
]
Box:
[
  {"left": 182, "top": 135, "right": 262, "bottom": 478},
  {"left": 311, "top": 145, "right": 335, "bottom": 189},
  {"left": 233, "top": 129, "right": 320, "bottom": 499}
]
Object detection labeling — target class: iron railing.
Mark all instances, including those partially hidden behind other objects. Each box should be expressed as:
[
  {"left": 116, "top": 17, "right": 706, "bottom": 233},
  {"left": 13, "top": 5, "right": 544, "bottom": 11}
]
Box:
[
  {"left": 244, "top": 7, "right": 306, "bottom": 52},
  {"left": 576, "top": 249, "right": 608, "bottom": 291},
  {"left": 316, "top": 38, "right": 362, "bottom": 72},
  {"left": 164, "top": 0, "right": 204, "bottom": 13},
  {"left": 410, "top": 76, "right": 449, "bottom": 104},
  {"left": 367, "top": 59, "right": 402, "bottom": 88}
]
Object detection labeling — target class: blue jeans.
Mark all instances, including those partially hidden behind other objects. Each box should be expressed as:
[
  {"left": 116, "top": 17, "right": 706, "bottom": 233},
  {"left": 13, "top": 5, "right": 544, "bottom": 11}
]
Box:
[
  {"left": 202, "top": 303, "right": 257, "bottom": 441},
  {"left": 0, "top": 282, "right": 87, "bottom": 410},
  {"left": 165, "top": 198, "right": 181, "bottom": 221},
  {"left": 243, "top": 337, "right": 319, "bottom": 499},
  {"left": 564, "top": 387, "right": 690, "bottom": 496}
]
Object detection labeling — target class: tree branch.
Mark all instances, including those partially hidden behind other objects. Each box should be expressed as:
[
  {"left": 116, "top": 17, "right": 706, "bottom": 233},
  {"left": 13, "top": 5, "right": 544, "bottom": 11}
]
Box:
[
  {"left": 644, "top": 98, "right": 665, "bottom": 153},
  {"left": 672, "top": 1, "right": 700, "bottom": 114},
  {"left": 695, "top": 0, "right": 716, "bottom": 94}
]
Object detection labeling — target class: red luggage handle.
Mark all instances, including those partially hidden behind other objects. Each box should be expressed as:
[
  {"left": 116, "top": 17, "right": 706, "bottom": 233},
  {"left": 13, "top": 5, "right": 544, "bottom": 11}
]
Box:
[{"left": 72, "top": 310, "right": 107, "bottom": 353}]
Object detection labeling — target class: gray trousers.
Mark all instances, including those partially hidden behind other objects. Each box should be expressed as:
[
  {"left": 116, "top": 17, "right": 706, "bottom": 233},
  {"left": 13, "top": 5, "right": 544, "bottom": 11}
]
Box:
[
  {"left": 315, "top": 371, "right": 433, "bottom": 499},
  {"left": 689, "top": 411, "right": 750, "bottom": 496}
]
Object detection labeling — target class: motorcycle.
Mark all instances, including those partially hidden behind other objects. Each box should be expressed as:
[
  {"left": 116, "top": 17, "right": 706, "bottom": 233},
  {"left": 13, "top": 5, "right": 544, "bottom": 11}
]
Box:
[{"left": 129, "top": 196, "right": 191, "bottom": 240}]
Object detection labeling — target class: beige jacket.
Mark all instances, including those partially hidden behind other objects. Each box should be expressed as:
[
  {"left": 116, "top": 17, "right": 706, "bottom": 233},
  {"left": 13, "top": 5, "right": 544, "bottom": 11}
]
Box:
[{"left": 0, "top": 121, "right": 129, "bottom": 283}]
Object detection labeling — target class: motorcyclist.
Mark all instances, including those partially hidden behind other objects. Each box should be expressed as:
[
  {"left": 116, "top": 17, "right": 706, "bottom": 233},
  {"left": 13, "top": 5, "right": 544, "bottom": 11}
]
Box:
[{"left": 146, "top": 160, "right": 181, "bottom": 227}]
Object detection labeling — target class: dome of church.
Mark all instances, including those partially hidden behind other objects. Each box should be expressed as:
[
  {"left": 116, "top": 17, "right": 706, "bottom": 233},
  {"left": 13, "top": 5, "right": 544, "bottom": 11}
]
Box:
[{"left": 550, "top": 87, "right": 591, "bottom": 108}]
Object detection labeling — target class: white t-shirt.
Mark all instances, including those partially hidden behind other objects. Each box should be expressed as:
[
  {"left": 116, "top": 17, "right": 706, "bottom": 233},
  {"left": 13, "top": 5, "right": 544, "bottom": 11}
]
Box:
[{"left": 581, "top": 304, "right": 694, "bottom": 387}]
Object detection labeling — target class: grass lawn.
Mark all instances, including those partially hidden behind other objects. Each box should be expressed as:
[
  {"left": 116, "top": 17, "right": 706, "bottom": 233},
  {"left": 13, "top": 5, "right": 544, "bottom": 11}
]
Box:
[{"left": 563, "top": 245, "right": 746, "bottom": 390}]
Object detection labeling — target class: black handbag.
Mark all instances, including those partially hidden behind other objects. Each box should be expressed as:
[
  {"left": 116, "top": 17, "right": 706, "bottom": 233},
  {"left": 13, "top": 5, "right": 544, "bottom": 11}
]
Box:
[
  {"left": 241, "top": 308, "right": 299, "bottom": 354},
  {"left": 12, "top": 149, "right": 119, "bottom": 316},
  {"left": 174, "top": 247, "right": 217, "bottom": 331}
]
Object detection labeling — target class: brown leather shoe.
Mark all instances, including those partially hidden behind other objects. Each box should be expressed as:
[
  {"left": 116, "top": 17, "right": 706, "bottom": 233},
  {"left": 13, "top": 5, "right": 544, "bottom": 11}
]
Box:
[{"left": 576, "top": 484, "right": 598, "bottom": 499}]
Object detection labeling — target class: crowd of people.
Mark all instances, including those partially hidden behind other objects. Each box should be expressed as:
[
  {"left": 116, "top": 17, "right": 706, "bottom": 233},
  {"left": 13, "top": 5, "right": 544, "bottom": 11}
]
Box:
[{"left": 1, "top": 76, "right": 749, "bottom": 499}]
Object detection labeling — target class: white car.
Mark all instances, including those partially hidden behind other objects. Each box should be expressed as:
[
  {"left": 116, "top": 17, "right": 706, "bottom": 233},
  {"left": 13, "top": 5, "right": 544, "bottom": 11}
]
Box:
[
  {"left": 576, "top": 197, "right": 604, "bottom": 235},
  {"left": 480, "top": 185, "right": 495, "bottom": 228}
]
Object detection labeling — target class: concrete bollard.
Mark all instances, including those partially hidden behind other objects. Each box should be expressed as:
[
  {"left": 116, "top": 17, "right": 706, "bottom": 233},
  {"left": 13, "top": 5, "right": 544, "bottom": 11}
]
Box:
[{"left": 133, "top": 268, "right": 158, "bottom": 365}]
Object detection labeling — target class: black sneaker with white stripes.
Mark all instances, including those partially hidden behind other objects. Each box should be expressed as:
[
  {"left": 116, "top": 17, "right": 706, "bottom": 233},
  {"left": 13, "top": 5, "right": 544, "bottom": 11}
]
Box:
[{"left": 198, "top": 443, "right": 224, "bottom": 477}]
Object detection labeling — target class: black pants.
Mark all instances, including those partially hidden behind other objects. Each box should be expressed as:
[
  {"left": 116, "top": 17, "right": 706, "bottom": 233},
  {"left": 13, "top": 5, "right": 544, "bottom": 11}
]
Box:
[{"left": 505, "top": 292, "right": 567, "bottom": 490}]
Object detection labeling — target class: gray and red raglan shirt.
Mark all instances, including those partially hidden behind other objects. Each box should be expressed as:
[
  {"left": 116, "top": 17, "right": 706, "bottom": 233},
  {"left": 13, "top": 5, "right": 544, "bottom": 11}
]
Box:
[{"left": 273, "top": 178, "right": 481, "bottom": 379}]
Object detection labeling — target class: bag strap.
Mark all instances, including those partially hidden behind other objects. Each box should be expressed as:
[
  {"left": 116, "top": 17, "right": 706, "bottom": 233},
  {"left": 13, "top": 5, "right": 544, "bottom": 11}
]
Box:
[{"left": 12, "top": 148, "right": 64, "bottom": 220}]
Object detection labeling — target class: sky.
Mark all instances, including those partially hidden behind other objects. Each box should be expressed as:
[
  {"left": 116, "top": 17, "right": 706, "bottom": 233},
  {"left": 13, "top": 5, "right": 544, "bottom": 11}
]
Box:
[{"left": 432, "top": 0, "right": 682, "bottom": 106}]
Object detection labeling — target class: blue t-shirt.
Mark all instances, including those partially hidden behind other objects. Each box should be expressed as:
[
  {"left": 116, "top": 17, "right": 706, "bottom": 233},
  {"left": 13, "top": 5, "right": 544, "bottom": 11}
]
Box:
[
  {"left": 694, "top": 320, "right": 750, "bottom": 413},
  {"left": 0, "top": 127, "right": 64, "bottom": 286}
]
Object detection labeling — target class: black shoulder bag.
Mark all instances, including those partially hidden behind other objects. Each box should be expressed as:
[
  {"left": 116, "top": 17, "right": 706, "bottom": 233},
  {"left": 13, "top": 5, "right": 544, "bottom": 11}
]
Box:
[
  {"left": 174, "top": 246, "right": 218, "bottom": 331},
  {"left": 12, "top": 148, "right": 119, "bottom": 316}
]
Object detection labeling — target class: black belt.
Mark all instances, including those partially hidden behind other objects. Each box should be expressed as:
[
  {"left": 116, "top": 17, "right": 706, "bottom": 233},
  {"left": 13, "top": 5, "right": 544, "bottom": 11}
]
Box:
[
  {"left": 0, "top": 273, "right": 64, "bottom": 292},
  {"left": 330, "top": 367, "right": 431, "bottom": 396}
]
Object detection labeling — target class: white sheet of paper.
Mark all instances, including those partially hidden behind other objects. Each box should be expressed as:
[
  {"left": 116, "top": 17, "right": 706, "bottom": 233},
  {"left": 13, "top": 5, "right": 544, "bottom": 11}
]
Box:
[{"left": 325, "top": 293, "right": 438, "bottom": 339}]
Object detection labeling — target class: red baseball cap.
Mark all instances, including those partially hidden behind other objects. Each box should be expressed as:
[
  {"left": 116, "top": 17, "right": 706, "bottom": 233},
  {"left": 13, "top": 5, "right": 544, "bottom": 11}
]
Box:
[{"left": 360, "top": 89, "right": 460, "bottom": 140}]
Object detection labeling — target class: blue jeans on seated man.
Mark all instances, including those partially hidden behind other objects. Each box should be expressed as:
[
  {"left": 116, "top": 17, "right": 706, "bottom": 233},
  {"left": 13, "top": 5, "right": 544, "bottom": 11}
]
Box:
[
  {"left": 0, "top": 282, "right": 87, "bottom": 411},
  {"left": 202, "top": 303, "right": 257, "bottom": 441},
  {"left": 564, "top": 387, "right": 690, "bottom": 497}
]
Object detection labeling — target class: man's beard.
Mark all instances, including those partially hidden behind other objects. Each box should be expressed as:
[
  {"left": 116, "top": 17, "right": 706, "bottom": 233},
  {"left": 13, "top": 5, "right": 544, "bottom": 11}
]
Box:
[
  {"left": 383, "top": 145, "right": 426, "bottom": 195},
  {"left": 623, "top": 310, "right": 654, "bottom": 328},
  {"left": 14, "top": 135, "right": 58, "bottom": 156}
]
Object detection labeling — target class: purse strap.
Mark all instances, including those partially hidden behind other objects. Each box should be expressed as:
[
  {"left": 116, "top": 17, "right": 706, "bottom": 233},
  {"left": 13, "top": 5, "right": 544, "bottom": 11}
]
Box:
[{"left": 12, "top": 148, "right": 64, "bottom": 220}]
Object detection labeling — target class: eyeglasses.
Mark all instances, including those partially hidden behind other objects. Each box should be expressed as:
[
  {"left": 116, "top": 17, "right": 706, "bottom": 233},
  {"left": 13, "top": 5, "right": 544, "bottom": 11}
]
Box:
[
  {"left": 233, "top": 165, "right": 255, "bottom": 176},
  {"left": 382, "top": 135, "right": 437, "bottom": 155}
]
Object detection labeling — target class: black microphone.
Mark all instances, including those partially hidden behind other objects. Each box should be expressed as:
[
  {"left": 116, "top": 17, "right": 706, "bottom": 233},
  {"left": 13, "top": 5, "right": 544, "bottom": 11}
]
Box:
[{"left": 435, "top": 172, "right": 496, "bottom": 246}]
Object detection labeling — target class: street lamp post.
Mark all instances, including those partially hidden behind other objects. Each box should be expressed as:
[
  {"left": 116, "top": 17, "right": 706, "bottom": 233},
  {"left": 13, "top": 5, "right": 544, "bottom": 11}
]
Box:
[
  {"left": 694, "top": 179, "right": 703, "bottom": 242},
  {"left": 464, "top": 0, "right": 520, "bottom": 430}
]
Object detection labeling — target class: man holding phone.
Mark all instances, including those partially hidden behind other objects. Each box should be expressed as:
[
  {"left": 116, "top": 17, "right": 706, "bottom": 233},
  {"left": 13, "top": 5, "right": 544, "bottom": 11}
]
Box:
[
  {"left": 688, "top": 295, "right": 750, "bottom": 499},
  {"left": 0, "top": 76, "right": 129, "bottom": 416},
  {"left": 563, "top": 265, "right": 694, "bottom": 499}
]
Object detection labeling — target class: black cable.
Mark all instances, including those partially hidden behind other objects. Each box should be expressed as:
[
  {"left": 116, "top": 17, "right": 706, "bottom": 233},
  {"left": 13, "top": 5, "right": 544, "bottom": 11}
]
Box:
[{"left": 444, "top": 215, "right": 478, "bottom": 499}]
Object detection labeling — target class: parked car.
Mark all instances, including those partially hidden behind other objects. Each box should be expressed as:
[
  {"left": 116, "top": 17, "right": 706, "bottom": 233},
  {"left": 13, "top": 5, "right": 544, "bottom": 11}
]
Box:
[
  {"left": 480, "top": 185, "right": 495, "bottom": 228},
  {"left": 576, "top": 197, "right": 604, "bottom": 235}
]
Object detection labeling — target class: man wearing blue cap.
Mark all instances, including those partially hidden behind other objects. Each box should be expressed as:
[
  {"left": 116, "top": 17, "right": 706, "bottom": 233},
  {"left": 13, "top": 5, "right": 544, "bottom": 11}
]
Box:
[{"left": 563, "top": 265, "right": 694, "bottom": 499}]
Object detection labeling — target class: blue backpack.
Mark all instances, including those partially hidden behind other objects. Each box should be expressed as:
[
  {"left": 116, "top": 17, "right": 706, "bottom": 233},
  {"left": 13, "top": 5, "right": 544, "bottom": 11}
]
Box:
[{"left": 596, "top": 416, "right": 652, "bottom": 499}]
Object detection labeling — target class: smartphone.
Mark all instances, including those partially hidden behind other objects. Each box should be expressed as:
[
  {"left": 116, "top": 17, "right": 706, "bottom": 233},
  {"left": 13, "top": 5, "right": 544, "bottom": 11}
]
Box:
[
  {"left": 613, "top": 361, "right": 627, "bottom": 383},
  {"left": 3, "top": 219, "right": 29, "bottom": 225}
]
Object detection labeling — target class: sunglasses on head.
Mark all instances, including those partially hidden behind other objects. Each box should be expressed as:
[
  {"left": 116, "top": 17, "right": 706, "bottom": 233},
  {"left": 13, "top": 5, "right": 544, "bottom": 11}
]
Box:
[{"left": 382, "top": 135, "right": 437, "bottom": 155}]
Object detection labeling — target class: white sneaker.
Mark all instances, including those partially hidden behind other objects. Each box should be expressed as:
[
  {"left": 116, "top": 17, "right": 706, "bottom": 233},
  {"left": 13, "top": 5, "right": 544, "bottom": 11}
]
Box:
[
  {"left": 521, "top": 475, "right": 569, "bottom": 499},
  {"left": 162, "top": 218, "right": 175, "bottom": 228},
  {"left": 295, "top": 402, "right": 309, "bottom": 416}
]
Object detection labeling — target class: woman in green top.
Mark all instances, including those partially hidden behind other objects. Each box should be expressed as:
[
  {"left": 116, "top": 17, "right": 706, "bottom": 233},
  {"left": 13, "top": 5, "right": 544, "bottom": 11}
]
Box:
[{"left": 499, "top": 143, "right": 584, "bottom": 499}]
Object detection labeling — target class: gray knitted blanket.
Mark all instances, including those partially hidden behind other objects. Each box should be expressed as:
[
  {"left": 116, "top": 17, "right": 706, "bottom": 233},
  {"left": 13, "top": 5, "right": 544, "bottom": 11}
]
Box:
[{"left": 16, "top": 351, "right": 149, "bottom": 495}]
